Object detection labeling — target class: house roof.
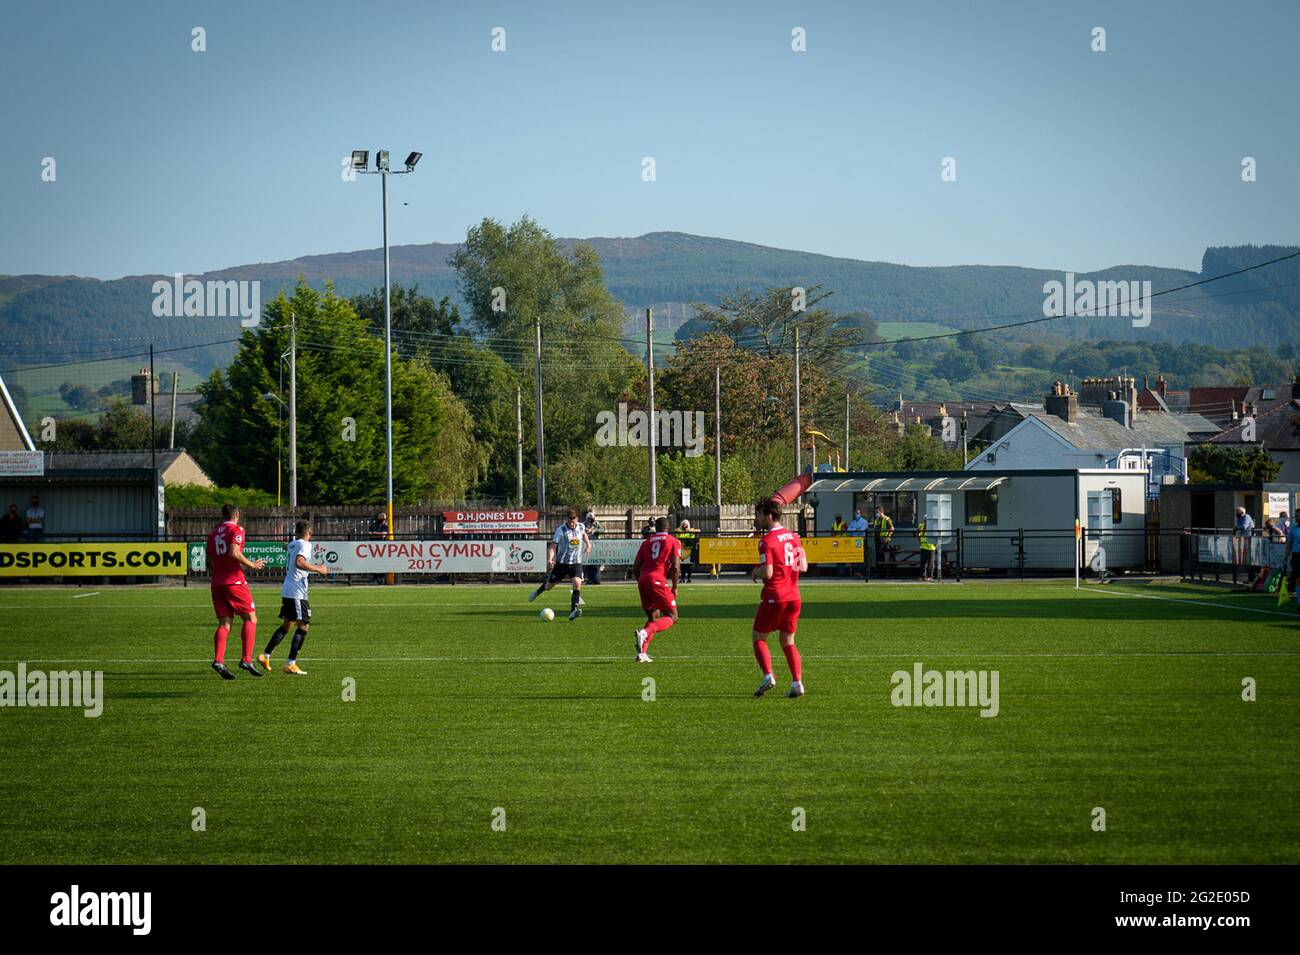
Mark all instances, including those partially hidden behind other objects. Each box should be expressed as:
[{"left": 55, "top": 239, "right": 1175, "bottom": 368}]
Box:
[
  {"left": 0, "top": 372, "right": 35, "bottom": 451},
  {"left": 894, "top": 400, "right": 1000, "bottom": 420},
  {"left": 1208, "top": 399, "right": 1300, "bottom": 450},
  {"left": 1244, "top": 382, "right": 1300, "bottom": 409},
  {"left": 46, "top": 449, "right": 202, "bottom": 472},
  {"left": 1005, "top": 404, "right": 1218, "bottom": 451}
]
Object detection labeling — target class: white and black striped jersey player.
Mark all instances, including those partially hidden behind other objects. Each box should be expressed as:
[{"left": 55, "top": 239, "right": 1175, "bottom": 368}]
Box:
[
  {"left": 528, "top": 509, "right": 591, "bottom": 620},
  {"left": 259, "top": 521, "right": 330, "bottom": 675}
]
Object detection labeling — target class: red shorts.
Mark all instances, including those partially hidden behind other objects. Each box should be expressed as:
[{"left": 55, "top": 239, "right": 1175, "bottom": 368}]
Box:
[
  {"left": 637, "top": 576, "right": 677, "bottom": 616},
  {"left": 753, "top": 597, "right": 801, "bottom": 635},
  {"left": 211, "top": 582, "right": 255, "bottom": 618}
]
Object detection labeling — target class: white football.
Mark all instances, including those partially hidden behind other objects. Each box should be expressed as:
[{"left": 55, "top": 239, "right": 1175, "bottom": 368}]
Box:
[{"left": 540, "top": 608, "right": 555, "bottom": 621}]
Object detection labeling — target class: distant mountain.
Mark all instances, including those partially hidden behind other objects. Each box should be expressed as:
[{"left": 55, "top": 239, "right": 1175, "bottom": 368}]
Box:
[{"left": 2, "top": 234, "right": 1297, "bottom": 376}]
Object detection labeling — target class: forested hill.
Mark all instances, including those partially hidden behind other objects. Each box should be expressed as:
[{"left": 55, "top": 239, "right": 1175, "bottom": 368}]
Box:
[{"left": 2, "top": 235, "right": 1297, "bottom": 373}]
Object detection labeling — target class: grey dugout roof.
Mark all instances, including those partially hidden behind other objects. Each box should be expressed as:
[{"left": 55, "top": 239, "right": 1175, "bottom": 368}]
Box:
[{"left": 808, "top": 475, "right": 1007, "bottom": 494}]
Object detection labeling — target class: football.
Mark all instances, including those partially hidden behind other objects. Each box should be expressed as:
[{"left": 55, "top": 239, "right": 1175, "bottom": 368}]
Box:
[{"left": 540, "top": 608, "right": 555, "bottom": 621}]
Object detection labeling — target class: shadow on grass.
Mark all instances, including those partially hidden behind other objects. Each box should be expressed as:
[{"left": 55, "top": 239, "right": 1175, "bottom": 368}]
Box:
[
  {"left": 461, "top": 593, "right": 1299, "bottom": 624},
  {"left": 434, "top": 691, "right": 752, "bottom": 701}
]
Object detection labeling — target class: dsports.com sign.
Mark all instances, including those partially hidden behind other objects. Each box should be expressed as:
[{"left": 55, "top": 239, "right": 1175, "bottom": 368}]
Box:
[{"left": 0, "top": 543, "right": 188, "bottom": 576}]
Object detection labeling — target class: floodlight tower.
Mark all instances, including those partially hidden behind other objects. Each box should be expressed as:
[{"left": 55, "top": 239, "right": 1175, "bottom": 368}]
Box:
[{"left": 351, "top": 149, "right": 421, "bottom": 540}]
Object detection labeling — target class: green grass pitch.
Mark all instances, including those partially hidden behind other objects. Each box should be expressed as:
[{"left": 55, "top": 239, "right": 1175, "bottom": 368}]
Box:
[{"left": 0, "top": 579, "right": 1296, "bottom": 864}]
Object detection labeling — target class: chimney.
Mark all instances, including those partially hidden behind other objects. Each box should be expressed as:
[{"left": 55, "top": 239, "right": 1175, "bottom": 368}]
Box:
[
  {"left": 896, "top": 393, "right": 904, "bottom": 412},
  {"left": 1102, "top": 391, "right": 1132, "bottom": 428},
  {"left": 1044, "top": 381, "right": 1078, "bottom": 423},
  {"left": 131, "top": 368, "right": 156, "bottom": 406}
]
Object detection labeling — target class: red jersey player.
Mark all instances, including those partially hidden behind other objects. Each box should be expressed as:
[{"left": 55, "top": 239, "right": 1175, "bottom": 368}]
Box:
[
  {"left": 206, "top": 503, "right": 266, "bottom": 680},
  {"left": 751, "top": 498, "right": 809, "bottom": 698},
  {"left": 632, "top": 517, "right": 682, "bottom": 662}
]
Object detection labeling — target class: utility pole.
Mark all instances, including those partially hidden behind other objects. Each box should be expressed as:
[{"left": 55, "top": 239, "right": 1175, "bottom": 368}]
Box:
[
  {"left": 793, "top": 325, "right": 802, "bottom": 475},
  {"left": 713, "top": 365, "right": 722, "bottom": 509},
  {"left": 289, "top": 310, "right": 297, "bottom": 509},
  {"left": 534, "top": 316, "right": 545, "bottom": 512},
  {"left": 148, "top": 344, "right": 158, "bottom": 539},
  {"left": 961, "top": 412, "right": 969, "bottom": 466},
  {"left": 843, "top": 389, "right": 850, "bottom": 471},
  {"left": 168, "top": 371, "right": 179, "bottom": 450},
  {"left": 646, "top": 307, "right": 657, "bottom": 508},
  {"left": 516, "top": 385, "right": 524, "bottom": 507}
]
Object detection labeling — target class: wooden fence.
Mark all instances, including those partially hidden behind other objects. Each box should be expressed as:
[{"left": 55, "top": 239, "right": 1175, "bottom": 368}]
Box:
[{"left": 167, "top": 502, "right": 796, "bottom": 540}]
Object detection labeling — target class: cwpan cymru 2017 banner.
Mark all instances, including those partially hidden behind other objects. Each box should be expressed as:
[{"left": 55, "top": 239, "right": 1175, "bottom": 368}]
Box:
[{"left": 315, "top": 540, "right": 545, "bottom": 574}]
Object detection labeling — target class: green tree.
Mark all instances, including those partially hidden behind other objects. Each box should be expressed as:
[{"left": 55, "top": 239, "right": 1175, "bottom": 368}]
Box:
[
  {"left": 450, "top": 215, "right": 642, "bottom": 497},
  {"left": 354, "top": 284, "right": 522, "bottom": 500},
  {"left": 1020, "top": 343, "right": 1055, "bottom": 368},
  {"left": 657, "top": 452, "right": 755, "bottom": 506},
  {"left": 686, "top": 284, "right": 862, "bottom": 371},
  {"left": 191, "top": 282, "right": 483, "bottom": 504},
  {"left": 935, "top": 347, "right": 979, "bottom": 382},
  {"left": 1188, "top": 445, "right": 1281, "bottom": 484},
  {"left": 351, "top": 283, "right": 461, "bottom": 345}
]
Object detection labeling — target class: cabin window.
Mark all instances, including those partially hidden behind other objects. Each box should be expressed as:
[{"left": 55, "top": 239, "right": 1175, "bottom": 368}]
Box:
[{"left": 965, "top": 490, "right": 998, "bottom": 526}]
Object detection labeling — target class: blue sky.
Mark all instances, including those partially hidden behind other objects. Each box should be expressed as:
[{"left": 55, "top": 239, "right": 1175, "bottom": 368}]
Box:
[{"left": 2, "top": 0, "right": 1297, "bottom": 279}]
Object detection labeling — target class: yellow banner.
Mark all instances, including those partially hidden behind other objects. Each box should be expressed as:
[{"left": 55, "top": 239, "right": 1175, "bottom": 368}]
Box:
[
  {"left": 698, "top": 537, "right": 760, "bottom": 563},
  {"left": 802, "top": 536, "right": 865, "bottom": 564},
  {"left": 0, "top": 543, "right": 188, "bottom": 577},
  {"left": 697, "top": 536, "right": 865, "bottom": 564}
]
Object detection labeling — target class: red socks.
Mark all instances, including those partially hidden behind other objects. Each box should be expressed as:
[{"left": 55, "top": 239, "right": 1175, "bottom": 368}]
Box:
[
  {"left": 782, "top": 643, "right": 803, "bottom": 683},
  {"left": 753, "top": 638, "right": 773, "bottom": 676},
  {"left": 213, "top": 624, "right": 230, "bottom": 663},
  {"left": 240, "top": 620, "right": 256, "bottom": 664},
  {"left": 645, "top": 616, "right": 676, "bottom": 642}
]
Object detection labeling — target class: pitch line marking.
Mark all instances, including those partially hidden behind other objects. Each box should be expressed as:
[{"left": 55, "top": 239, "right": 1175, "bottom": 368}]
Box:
[
  {"left": 70, "top": 591, "right": 100, "bottom": 599},
  {"left": 1082, "top": 586, "right": 1299, "bottom": 619},
  {"left": 3, "top": 651, "right": 1298, "bottom": 665}
]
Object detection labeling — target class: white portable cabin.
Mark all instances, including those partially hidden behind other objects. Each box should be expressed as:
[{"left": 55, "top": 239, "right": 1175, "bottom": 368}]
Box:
[{"left": 805, "top": 468, "right": 1149, "bottom": 571}]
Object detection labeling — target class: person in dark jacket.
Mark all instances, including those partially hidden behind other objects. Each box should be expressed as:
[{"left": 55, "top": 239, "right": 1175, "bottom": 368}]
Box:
[{"left": 0, "top": 503, "right": 23, "bottom": 543}]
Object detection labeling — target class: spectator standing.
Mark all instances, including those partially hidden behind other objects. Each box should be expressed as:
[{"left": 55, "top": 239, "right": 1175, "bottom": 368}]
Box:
[
  {"left": 871, "top": 504, "right": 894, "bottom": 576},
  {"left": 1233, "top": 506, "right": 1255, "bottom": 573},
  {"left": 368, "top": 510, "right": 388, "bottom": 585},
  {"left": 1287, "top": 518, "right": 1300, "bottom": 602},
  {"left": 24, "top": 495, "right": 45, "bottom": 543},
  {"left": 0, "top": 503, "right": 22, "bottom": 542},
  {"left": 677, "top": 520, "right": 696, "bottom": 583},
  {"left": 918, "top": 516, "right": 937, "bottom": 581},
  {"left": 584, "top": 510, "right": 603, "bottom": 584},
  {"left": 847, "top": 506, "right": 869, "bottom": 578}
]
